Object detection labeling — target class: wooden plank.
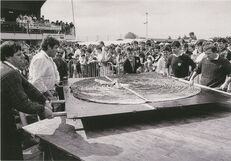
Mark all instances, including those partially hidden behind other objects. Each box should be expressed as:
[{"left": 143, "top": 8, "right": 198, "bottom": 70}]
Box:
[
  {"left": 53, "top": 111, "right": 67, "bottom": 117},
  {"left": 172, "top": 77, "right": 231, "bottom": 97},
  {"left": 23, "top": 103, "right": 231, "bottom": 161},
  {"left": 39, "top": 108, "right": 231, "bottom": 161}
]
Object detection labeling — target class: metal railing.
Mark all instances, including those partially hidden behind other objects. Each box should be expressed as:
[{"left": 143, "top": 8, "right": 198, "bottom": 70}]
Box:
[
  {"left": 69, "top": 62, "right": 123, "bottom": 78},
  {"left": 1, "top": 21, "right": 74, "bottom": 35}
]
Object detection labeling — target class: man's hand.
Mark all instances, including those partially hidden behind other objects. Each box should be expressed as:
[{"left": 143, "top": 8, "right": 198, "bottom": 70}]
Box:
[
  {"left": 39, "top": 106, "right": 53, "bottom": 120},
  {"left": 43, "top": 90, "right": 54, "bottom": 100},
  {"left": 219, "top": 83, "right": 228, "bottom": 91},
  {"left": 220, "top": 77, "right": 231, "bottom": 91},
  {"left": 45, "top": 101, "right": 53, "bottom": 110},
  {"left": 136, "top": 67, "right": 142, "bottom": 73},
  {"left": 44, "top": 106, "right": 53, "bottom": 119},
  {"left": 43, "top": 106, "right": 53, "bottom": 119},
  {"left": 189, "top": 79, "right": 194, "bottom": 86},
  {"left": 163, "top": 68, "right": 169, "bottom": 77}
]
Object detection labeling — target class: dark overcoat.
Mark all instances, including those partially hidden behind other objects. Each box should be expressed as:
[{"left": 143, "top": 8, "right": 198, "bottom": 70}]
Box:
[{"left": 1, "top": 62, "right": 46, "bottom": 160}]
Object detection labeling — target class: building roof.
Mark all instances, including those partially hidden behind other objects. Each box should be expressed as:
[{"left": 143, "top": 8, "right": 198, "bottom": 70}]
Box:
[{"left": 1, "top": 0, "right": 46, "bottom": 11}]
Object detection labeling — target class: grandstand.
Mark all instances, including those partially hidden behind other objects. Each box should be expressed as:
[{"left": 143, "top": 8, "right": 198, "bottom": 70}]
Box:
[{"left": 1, "top": 0, "right": 75, "bottom": 41}]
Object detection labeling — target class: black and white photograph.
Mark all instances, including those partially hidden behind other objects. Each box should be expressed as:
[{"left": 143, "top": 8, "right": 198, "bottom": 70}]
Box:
[{"left": 1, "top": 0, "right": 231, "bottom": 160}]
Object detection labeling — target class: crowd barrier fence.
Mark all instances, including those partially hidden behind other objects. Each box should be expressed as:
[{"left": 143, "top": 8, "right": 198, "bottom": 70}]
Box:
[{"left": 70, "top": 62, "right": 123, "bottom": 78}]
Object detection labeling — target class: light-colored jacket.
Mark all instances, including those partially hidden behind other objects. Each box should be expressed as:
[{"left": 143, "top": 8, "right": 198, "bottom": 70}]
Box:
[{"left": 29, "top": 50, "right": 60, "bottom": 93}]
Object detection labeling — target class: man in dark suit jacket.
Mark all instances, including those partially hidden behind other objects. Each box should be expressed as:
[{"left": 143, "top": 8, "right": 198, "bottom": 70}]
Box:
[
  {"left": 1, "top": 41, "right": 53, "bottom": 160},
  {"left": 123, "top": 46, "right": 142, "bottom": 74}
]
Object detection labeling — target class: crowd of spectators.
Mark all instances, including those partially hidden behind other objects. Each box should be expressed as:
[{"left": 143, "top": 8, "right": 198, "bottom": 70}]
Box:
[
  {"left": 1, "top": 14, "right": 75, "bottom": 35},
  {"left": 2, "top": 33, "right": 231, "bottom": 92},
  {"left": 15, "top": 14, "right": 75, "bottom": 34}
]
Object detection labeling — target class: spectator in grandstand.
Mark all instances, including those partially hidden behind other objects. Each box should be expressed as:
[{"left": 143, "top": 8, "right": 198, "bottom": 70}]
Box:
[
  {"left": 40, "top": 15, "right": 45, "bottom": 23},
  {"left": 95, "top": 46, "right": 105, "bottom": 62},
  {"left": 165, "top": 41, "right": 196, "bottom": 78},
  {"left": 87, "top": 48, "right": 98, "bottom": 63},
  {"left": 98, "top": 46, "right": 114, "bottom": 76},
  {"left": 1, "top": 41, "right": 53, "bottom": 160},
  {"left": 217, "top": 38, "right": 231, "bottom": 61},
  {"left": 139, "top": 41, "right": 146, "bottom": 52},
  {"left": 132, "top": 40, "right": 139, "bottom": 49},
  {"left": 189, "top": 43, "right": 231, "bottom": 90},
  {"left": 123, "top": 46, "right": 142, "bottom": 74},
  {"left": 79, "top": 49, "right": 87, "bottom": 77},
  {"left": 143, "top": 55, "right": 154, "bottom": 72},
  {"left": 115, "top": 47, "right": 125, "bottom": 74},
  {"left": 156, "top": 45, "right": 172, "bottom": 75},
  {"left": 183, "top": 43, "right": 193, "bottom": 57},
  {"left": 53, "top": 49, "right": 68, "bottom": 110},
  {"left": 29, "top": 36, "right": 60, "bottom": 100},
  {"left": 188, "top": 43, "right": 195, "bottom": 54},
  {"left": 191, "top": 39, "right": 206, "bottom": 63},
  {"left": 99, "top": 41, "right": 105, "bottom": 51},
  {"left": 68, "top": 54, "right": 81, "bottom": 78},
  {"left": 189, "top": 32, "right": 197, "bottom": 42},
  {"left": 103, "top": 46, "right": 114, "bottom": 64},
  {"left": 0, "top": 17, "right": 5, "bottom": 23},
  {"left": 69, "top": 22, "right": 75, "bottom": 35},
  {"left": 16, "top": 14, "right": 24, "bottom": 27},
  {"left": 32, "top": 14, "right": 37, "bottom": 22},
  {"left": 53, "top": 49, "right": 68, "bottom": 82},
  {"left": 85, "top": 48, "right": 92, "bottom": 62},
  {"left": 66, "top": 52, "right": 74, "bottom": 63},
  {"left": 65, "top": 46, "right": 74, "bottom": 57},
  {"left": 138, "top": 47, "right": 145, "bottom": 65},
  {"left": 74, "top": 43, "right": 81, "bottom": 57},
  {"left": 152, "top": 45, "right": 161, "bottom": 62},
  {"left": 145, "top": 41, "right": 153, "bottom": 56}
]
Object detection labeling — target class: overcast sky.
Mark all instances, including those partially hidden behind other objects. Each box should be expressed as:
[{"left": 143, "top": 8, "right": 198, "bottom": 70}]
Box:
[{"left": 41, "top": 0, "right": 231, "bottom": 41}]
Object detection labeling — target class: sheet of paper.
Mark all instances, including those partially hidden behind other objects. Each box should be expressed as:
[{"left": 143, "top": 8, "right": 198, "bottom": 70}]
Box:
[{"left": 23, "top": 117, "right": 61, "bottom": 135}]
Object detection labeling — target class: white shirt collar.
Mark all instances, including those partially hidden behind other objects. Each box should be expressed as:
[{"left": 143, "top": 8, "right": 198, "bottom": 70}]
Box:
[
  {"left": 4, "top": 61, "right": 22, "bottom": 73},
  {"left": 41, "top": 50, "right": 55, "bottom": 62},
  {"left": 41, "top": 50, "right": 50, "bottom": 59}
]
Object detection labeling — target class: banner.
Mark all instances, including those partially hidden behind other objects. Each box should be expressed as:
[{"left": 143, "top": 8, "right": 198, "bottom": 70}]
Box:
[{"left": 29, "top": 23, "right": 61, "bottom": 31}]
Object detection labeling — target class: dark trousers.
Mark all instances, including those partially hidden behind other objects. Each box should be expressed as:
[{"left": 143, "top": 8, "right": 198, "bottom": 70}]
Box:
[{"left": 55, "top": 86, "right": 65, "bottom": 111}]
